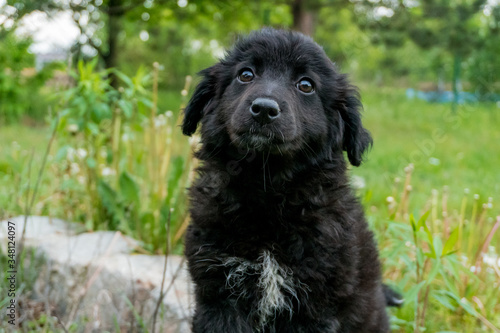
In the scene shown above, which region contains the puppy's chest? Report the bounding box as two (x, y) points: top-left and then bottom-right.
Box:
(217, 251), (306, 327)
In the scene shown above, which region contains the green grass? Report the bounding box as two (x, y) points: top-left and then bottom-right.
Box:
(0, 87), (499, 332)
(354, 86), (500, 210)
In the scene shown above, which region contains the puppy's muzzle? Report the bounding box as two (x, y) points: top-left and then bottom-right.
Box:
(250, 98), (281, 125)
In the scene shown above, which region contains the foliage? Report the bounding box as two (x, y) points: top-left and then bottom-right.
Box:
(53, 60), (195, 252)
(369, 166), (500, 332)
(0, 33), (56, 124)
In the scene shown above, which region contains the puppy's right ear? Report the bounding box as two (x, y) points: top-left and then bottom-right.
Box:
(182, 67), (217, 136)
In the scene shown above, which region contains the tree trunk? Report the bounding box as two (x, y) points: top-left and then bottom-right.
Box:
(291, 0), (317, 36)
(104, 0), (122, 88)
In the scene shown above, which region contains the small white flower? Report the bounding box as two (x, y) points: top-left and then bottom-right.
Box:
(101, 167), (115, 176)
(386, 196), (395, 203)
(181, 89), (188, 96)
(474, 194), (480, 200)
(77, 176), (86, 185)
(154, 114), (167, 128)
(165, 110), (173, 118)
(464, 188), (470, 194)
(483, 254), (499, 267)
(67, 124), (78, 134)
(70, 162), (80, 175)
(77, 148), (88, 159)
(67, 147), (76, 161)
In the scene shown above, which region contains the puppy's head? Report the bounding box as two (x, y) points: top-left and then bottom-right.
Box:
(182, 29), (372, 166)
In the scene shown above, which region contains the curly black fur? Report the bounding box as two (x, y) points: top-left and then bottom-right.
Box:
(182, 29), (395, 333)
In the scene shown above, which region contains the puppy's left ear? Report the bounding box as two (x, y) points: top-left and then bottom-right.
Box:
(182, 66), (219, 136)
(340, 88), (373, 166)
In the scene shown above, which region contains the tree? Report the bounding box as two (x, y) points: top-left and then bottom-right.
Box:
(5, 0), (175, 87)
(357, 0), (491, 110)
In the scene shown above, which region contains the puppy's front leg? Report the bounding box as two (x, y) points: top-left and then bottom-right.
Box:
(192, 301), (253, 333)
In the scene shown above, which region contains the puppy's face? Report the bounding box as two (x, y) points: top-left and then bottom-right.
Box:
(218, 49), (328, 156)
(182, 29), (372, 166)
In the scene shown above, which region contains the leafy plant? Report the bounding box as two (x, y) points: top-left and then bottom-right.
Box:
(376, 165), (500, 333)
(54, 60), (196, 252)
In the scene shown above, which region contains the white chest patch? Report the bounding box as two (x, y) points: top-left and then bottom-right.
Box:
(217, 251), (306, 328)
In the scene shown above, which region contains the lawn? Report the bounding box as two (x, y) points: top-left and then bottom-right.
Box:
(0, 87), (499, 332)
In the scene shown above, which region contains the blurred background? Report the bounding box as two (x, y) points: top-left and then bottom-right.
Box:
(0, 0), (499, 332)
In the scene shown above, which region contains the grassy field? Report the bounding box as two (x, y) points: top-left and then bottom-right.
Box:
(355, 86), (500, 209)
(0, 87), (499, 332)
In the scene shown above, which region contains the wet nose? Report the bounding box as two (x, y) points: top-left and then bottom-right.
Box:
(250, 98), (280, 124)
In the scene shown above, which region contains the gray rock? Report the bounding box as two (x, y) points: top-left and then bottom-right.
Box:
(0, 216), (193, 332)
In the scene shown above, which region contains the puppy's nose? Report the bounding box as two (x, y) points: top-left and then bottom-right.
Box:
(250, 98), (280, 124)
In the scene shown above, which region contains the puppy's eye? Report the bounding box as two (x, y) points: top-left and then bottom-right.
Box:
(238, 69), (254, 83)
(296, 79), (314, 94)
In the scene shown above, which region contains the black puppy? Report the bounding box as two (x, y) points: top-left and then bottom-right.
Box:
(182, 29), (398, 333)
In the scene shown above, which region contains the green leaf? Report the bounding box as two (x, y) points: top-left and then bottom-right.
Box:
(433, 235), (443, 259)
(426, 258), (441, 284)
(442, 228), (459, 256)
(118, 99), (133, 118)
(113, 69), (134, 88)
(86, 122), (99, 135)
(405, 280), (426, 303)
(86, 157), (97, 169)
(433, 291), (457, 311)
(55, 145), (69, 162)
(417, 210), (431, 229)
(410, 214), (417, 233)
(119, 171), (140, 205)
